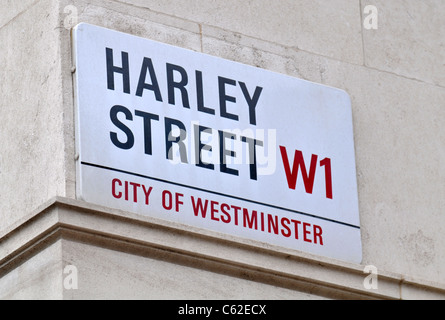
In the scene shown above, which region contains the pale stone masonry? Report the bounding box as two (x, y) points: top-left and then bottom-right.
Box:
(1, 0), (445, 299)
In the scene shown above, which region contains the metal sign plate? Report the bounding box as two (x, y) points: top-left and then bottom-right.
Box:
(73, 23), (362, 263)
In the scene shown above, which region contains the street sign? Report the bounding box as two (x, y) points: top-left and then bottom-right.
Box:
(73, 23), (362, 263)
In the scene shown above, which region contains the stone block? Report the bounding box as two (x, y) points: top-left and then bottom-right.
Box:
(362, 0), (445, 86)
(118, 0), (364, 64)
(0, 0), (66, 229)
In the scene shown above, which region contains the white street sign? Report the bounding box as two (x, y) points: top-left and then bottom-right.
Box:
(73, 23), (362, 263)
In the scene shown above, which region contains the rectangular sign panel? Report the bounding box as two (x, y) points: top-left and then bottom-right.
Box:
(73, 23), (362, 263)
